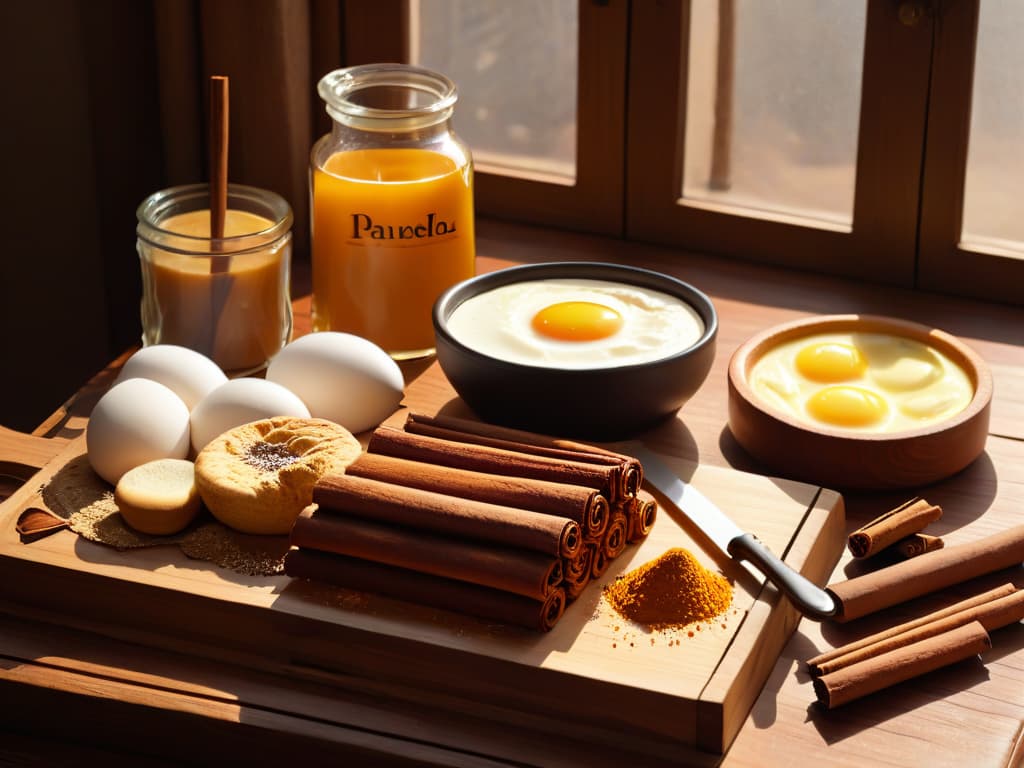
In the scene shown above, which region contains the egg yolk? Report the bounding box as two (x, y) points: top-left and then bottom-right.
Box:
(531, 301), (624, 342)
(806, 385), (889, 427)
(794, 342), (867, 383)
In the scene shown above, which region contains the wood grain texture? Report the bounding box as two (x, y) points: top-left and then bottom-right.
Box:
(0, 431), (842, 761)
(1, 217), (1022, 766)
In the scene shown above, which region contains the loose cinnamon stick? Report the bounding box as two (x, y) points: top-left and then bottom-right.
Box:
(812, 620), (991, 709)
(285, 548), (567, 632)
(626, 490), (658, 543)
(847, 497), (942, 558)
(314, 473), (581, 559)
(895, 533), (944, 559)
(807, 583), (1016, 672)
(827, 525), (1024, 622)
(368, 427), (623, 502)
(291, 504), (562, 600)
(403, 413), (643, 499)
(810, 586), (1024, 677)
(344, 452), (609, 539)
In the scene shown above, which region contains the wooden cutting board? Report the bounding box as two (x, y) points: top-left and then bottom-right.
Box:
(0, 361), (845, 761)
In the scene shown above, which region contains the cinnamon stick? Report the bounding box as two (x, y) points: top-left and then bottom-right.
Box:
(590, 542), (609, 579)
(810, 586), (1024, 677)
(405, 412), (634, 460)
(343, 451), (609, 539)
(290, 504), (562, 600)
(827, 525), (1024, 622)
(626, 490), (658, 543)
(807, 583), (1016, 672)
(564, 547), (593, 600)
(403, 413), (643, 499)
(314, 473), (581, 559)
(895, 533), (944, 559)
(208, 75), (229, 254)
(368, 427), (623, 502)
(602, 510), (629, 561)
(847, 497), (942, 558)
(284, 548), (567, 632)
(812, 620), (991, 709)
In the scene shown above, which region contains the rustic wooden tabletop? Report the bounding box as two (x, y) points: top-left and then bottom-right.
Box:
(1, 217), (1022, 766)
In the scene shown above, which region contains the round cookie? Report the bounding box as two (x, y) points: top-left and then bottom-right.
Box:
(194, 417), (361, 535)
(115, 458), (201, 535)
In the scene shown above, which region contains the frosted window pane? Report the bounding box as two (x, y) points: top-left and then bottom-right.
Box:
(410, 0), (578, 181)
(961, 0), (1024, 258)
(683, 0), (866, 226)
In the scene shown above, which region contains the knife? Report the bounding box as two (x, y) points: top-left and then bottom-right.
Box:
(629, 445), (838, 621)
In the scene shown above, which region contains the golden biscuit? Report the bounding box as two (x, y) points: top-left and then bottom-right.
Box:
(115, 458), (201, 535)
(195, 416), (361, 535)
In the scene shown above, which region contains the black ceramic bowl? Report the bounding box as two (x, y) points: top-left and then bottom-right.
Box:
(432, 262), (718, 439)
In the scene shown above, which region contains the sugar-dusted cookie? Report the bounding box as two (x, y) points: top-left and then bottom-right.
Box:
(195, 417), (361, 535)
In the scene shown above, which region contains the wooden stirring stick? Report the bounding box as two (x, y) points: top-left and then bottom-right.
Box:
(209, 74), (229, 269)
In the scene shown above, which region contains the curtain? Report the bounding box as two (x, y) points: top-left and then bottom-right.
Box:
(153, 0), (344, 260)
(0, 0), (348, 432)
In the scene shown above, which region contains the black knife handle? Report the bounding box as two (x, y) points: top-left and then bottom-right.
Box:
(727, 533), (837, 621)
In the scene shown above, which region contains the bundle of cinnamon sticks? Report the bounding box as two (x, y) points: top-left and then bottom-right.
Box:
(284, 413), (657, 631)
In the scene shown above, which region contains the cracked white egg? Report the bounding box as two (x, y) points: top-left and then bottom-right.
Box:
(444, 278), (705, 369)
(749, 331), (973, 433)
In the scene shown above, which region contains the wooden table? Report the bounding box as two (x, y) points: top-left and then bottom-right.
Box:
(1, 218), (1022, 766)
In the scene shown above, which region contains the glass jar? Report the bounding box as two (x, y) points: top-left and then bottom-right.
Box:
(136, 183), (293, 375)
(311, 63), (476, 359)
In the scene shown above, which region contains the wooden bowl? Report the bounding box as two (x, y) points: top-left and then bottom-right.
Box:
(727, 314), (992, 490)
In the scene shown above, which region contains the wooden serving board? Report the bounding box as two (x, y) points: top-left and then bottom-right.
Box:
(0, 362), (845, 762)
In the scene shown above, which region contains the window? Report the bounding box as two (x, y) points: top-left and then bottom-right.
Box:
(410, 0), (579, 183)
(346, 0), (1022, 305)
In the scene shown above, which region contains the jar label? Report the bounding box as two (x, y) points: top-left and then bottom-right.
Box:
(351, 211), (458, 242)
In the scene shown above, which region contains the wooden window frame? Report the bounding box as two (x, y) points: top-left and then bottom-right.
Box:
(343, 0), (1022, 306)
(343, 0), (629, 236)
(918, 0), (1020, 305)
(624, 0), (932, 288)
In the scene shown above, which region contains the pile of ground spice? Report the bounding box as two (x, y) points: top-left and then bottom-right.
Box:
(604, 547), (732, 629)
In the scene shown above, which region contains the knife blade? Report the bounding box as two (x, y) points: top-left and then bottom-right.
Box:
(629, 445), (837, 621)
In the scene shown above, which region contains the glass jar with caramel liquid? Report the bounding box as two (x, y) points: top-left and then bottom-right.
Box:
(311, 63), (476, 359)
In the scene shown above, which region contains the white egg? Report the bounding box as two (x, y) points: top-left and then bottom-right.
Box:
(189, 378), (311, 453)
(87, 378), (191, 485)
(266, 332), (405, 434)
(116, 345), (227, 410)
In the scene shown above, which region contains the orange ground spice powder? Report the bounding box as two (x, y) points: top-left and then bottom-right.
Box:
(604, 547), (732, 629)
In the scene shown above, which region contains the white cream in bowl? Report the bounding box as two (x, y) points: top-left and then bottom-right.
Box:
(444, 278), (705, 369)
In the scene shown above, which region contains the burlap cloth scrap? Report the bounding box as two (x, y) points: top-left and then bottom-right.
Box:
(40, 454), (287, 576)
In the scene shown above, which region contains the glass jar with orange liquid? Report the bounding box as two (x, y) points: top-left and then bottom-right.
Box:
(311, 64), (475, 359)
